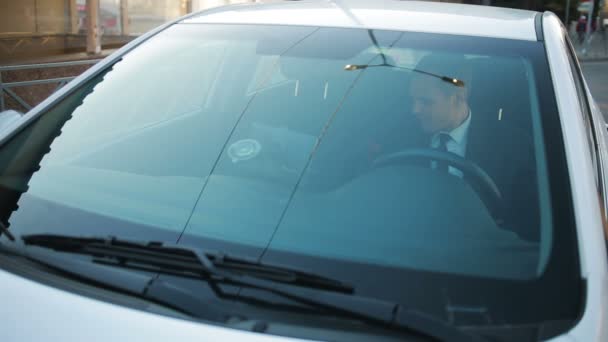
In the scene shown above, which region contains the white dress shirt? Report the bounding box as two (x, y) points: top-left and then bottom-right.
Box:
(429, 111), (472, 175)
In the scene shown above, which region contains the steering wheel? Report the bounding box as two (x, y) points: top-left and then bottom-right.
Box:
(373, 148), (503, 222)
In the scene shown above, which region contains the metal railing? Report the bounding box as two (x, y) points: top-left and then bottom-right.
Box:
(0, 59), (101, 112)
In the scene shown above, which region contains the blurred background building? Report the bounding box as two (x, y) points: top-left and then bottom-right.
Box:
(0, 0), (605, 64)
(0, 1), (283, 64)
(1, 0), (194, 64)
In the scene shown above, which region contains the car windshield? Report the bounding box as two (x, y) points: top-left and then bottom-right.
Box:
(0, 24), (579, 338)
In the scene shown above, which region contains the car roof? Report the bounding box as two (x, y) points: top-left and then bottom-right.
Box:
(182, 0), (539, 41)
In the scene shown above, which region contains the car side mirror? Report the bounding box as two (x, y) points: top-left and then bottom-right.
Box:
(0, 110), (23, 134)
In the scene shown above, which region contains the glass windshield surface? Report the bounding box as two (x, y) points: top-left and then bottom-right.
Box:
(0, 24), (580, 337)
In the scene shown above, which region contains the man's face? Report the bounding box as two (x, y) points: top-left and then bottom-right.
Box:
(409, 76), (459, 134)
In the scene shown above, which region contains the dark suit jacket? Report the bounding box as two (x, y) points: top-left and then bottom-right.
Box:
(359, 111), (539, 241)
(465, 112), (539, 240)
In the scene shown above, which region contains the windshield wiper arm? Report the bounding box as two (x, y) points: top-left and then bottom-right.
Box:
(22, 233), (485, 342)
(21, 234), (352, 293)
(209, 252), (354, 293)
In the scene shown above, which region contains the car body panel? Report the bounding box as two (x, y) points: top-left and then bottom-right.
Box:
(183, 0), (538, 41)
(542, 11), (608, 342)
(0, 267), (309, 341)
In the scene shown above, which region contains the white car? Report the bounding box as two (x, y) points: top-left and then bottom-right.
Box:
(0, 1), (606, 341)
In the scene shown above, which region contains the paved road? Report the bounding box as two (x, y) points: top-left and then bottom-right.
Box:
(582, 60), (608, 118)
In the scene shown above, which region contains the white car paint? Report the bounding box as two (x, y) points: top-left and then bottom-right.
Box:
(0, 110), (23, 135)
(542, 12), (608, 342)
(0, 268), (308, 341)
(184, 0), (538, 41)
(0, 1), (605, 341)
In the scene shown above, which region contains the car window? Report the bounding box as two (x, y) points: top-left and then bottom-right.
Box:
(0, 24), (580, 337)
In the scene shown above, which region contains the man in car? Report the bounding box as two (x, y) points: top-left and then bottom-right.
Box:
(403, 53), (538, 240)
(407, 54), (472, 173)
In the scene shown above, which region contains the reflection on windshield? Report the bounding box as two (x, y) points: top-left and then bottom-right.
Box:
(9, 24), (542, 277)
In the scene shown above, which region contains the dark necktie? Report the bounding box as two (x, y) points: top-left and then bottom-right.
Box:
(435, 133), (451, 172)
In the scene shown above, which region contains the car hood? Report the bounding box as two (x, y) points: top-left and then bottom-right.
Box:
(0, 268), (309, 341)
(1, 265), (586, 342)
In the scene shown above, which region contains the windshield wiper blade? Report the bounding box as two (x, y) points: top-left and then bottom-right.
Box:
(22, 233), (485, 341)
(21, 234), (352, 293)
(209, 253), (353, 293)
